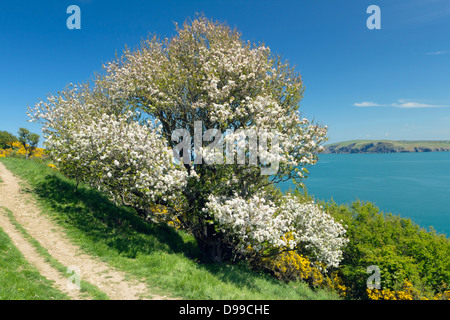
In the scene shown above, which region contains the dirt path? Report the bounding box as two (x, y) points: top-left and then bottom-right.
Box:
(0, 210), (87, 300)
(0, 161), (171, 300)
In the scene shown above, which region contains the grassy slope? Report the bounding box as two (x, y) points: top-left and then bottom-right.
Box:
(325, 140), (450, 150)
(0, 157), (339, 300)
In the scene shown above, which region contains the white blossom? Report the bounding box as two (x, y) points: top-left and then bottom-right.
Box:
(28, 85), (188, 210)
(205, 193), (348, 268)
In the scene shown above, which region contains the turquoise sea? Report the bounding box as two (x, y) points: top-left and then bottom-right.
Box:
(277, 152), (450, 237)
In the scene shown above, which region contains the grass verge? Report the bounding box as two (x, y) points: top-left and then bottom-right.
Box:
(0, 219), (69, 300)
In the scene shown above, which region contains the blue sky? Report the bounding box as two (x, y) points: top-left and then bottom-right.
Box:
(1, 0), (449, 144)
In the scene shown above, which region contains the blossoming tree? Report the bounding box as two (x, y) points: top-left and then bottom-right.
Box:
(30, 16), (347, 266)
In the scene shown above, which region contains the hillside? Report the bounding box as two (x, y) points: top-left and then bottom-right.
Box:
(0, 157), (339, 300)
(322, 140), (450, 154)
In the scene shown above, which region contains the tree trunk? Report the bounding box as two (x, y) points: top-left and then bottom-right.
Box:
(74, 181), (79, 192)
(182, 168), (234, 263)
(195, 223), (232, 263)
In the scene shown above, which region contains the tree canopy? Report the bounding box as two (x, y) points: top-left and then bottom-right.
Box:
(0, 131), (17, 149)
(29, 16), (347, 265)
(17, 128), (40, 159)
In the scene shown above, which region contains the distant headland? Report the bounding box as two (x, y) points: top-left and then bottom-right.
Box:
(322, 140), (450, 154)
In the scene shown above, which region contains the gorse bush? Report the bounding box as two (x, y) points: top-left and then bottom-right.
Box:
(367, 279), (450, 300)
(244, 226), (348, 297)
(0, 141), (46, 160)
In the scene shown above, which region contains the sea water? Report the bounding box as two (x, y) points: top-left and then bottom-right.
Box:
(277, 152), (450, 236)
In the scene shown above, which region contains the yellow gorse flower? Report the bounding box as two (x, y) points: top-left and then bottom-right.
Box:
(367, 279), (449, 300)
(0, 143), (46, 159)
(47, 163), (58, 170)
(253, 232), (348, 297)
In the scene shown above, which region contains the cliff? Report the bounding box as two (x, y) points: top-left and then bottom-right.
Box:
(322, 140), (450, 154)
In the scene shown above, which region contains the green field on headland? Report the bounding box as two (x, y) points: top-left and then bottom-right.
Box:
(323, 140), (450, 154)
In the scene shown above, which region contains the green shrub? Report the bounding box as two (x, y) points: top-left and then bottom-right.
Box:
(324, 200), (450, 299)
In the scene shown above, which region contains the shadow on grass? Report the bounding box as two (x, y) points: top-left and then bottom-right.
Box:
(33, 174), (200, 260)
(33, 174), (285, 296)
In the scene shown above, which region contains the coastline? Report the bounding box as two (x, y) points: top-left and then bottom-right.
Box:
(322, 140), (450, 154)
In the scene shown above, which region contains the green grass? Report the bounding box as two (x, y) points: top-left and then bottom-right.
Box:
(0, 157), (340, 300)
(0, 206), (108, 300)
(0, 222), (69, 300)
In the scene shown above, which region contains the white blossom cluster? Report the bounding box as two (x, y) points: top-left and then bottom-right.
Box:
(100, 16), (328, 182)
(280, 196), (349, 268)
(205, 193), (348, 268)
(28, 84), (187, 211)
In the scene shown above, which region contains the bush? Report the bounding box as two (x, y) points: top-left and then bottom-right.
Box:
(0, 141), (47, 160)
(325, 200), (450, 300)
(249, 242), (348, 297)
(205, 192), (348, 268)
